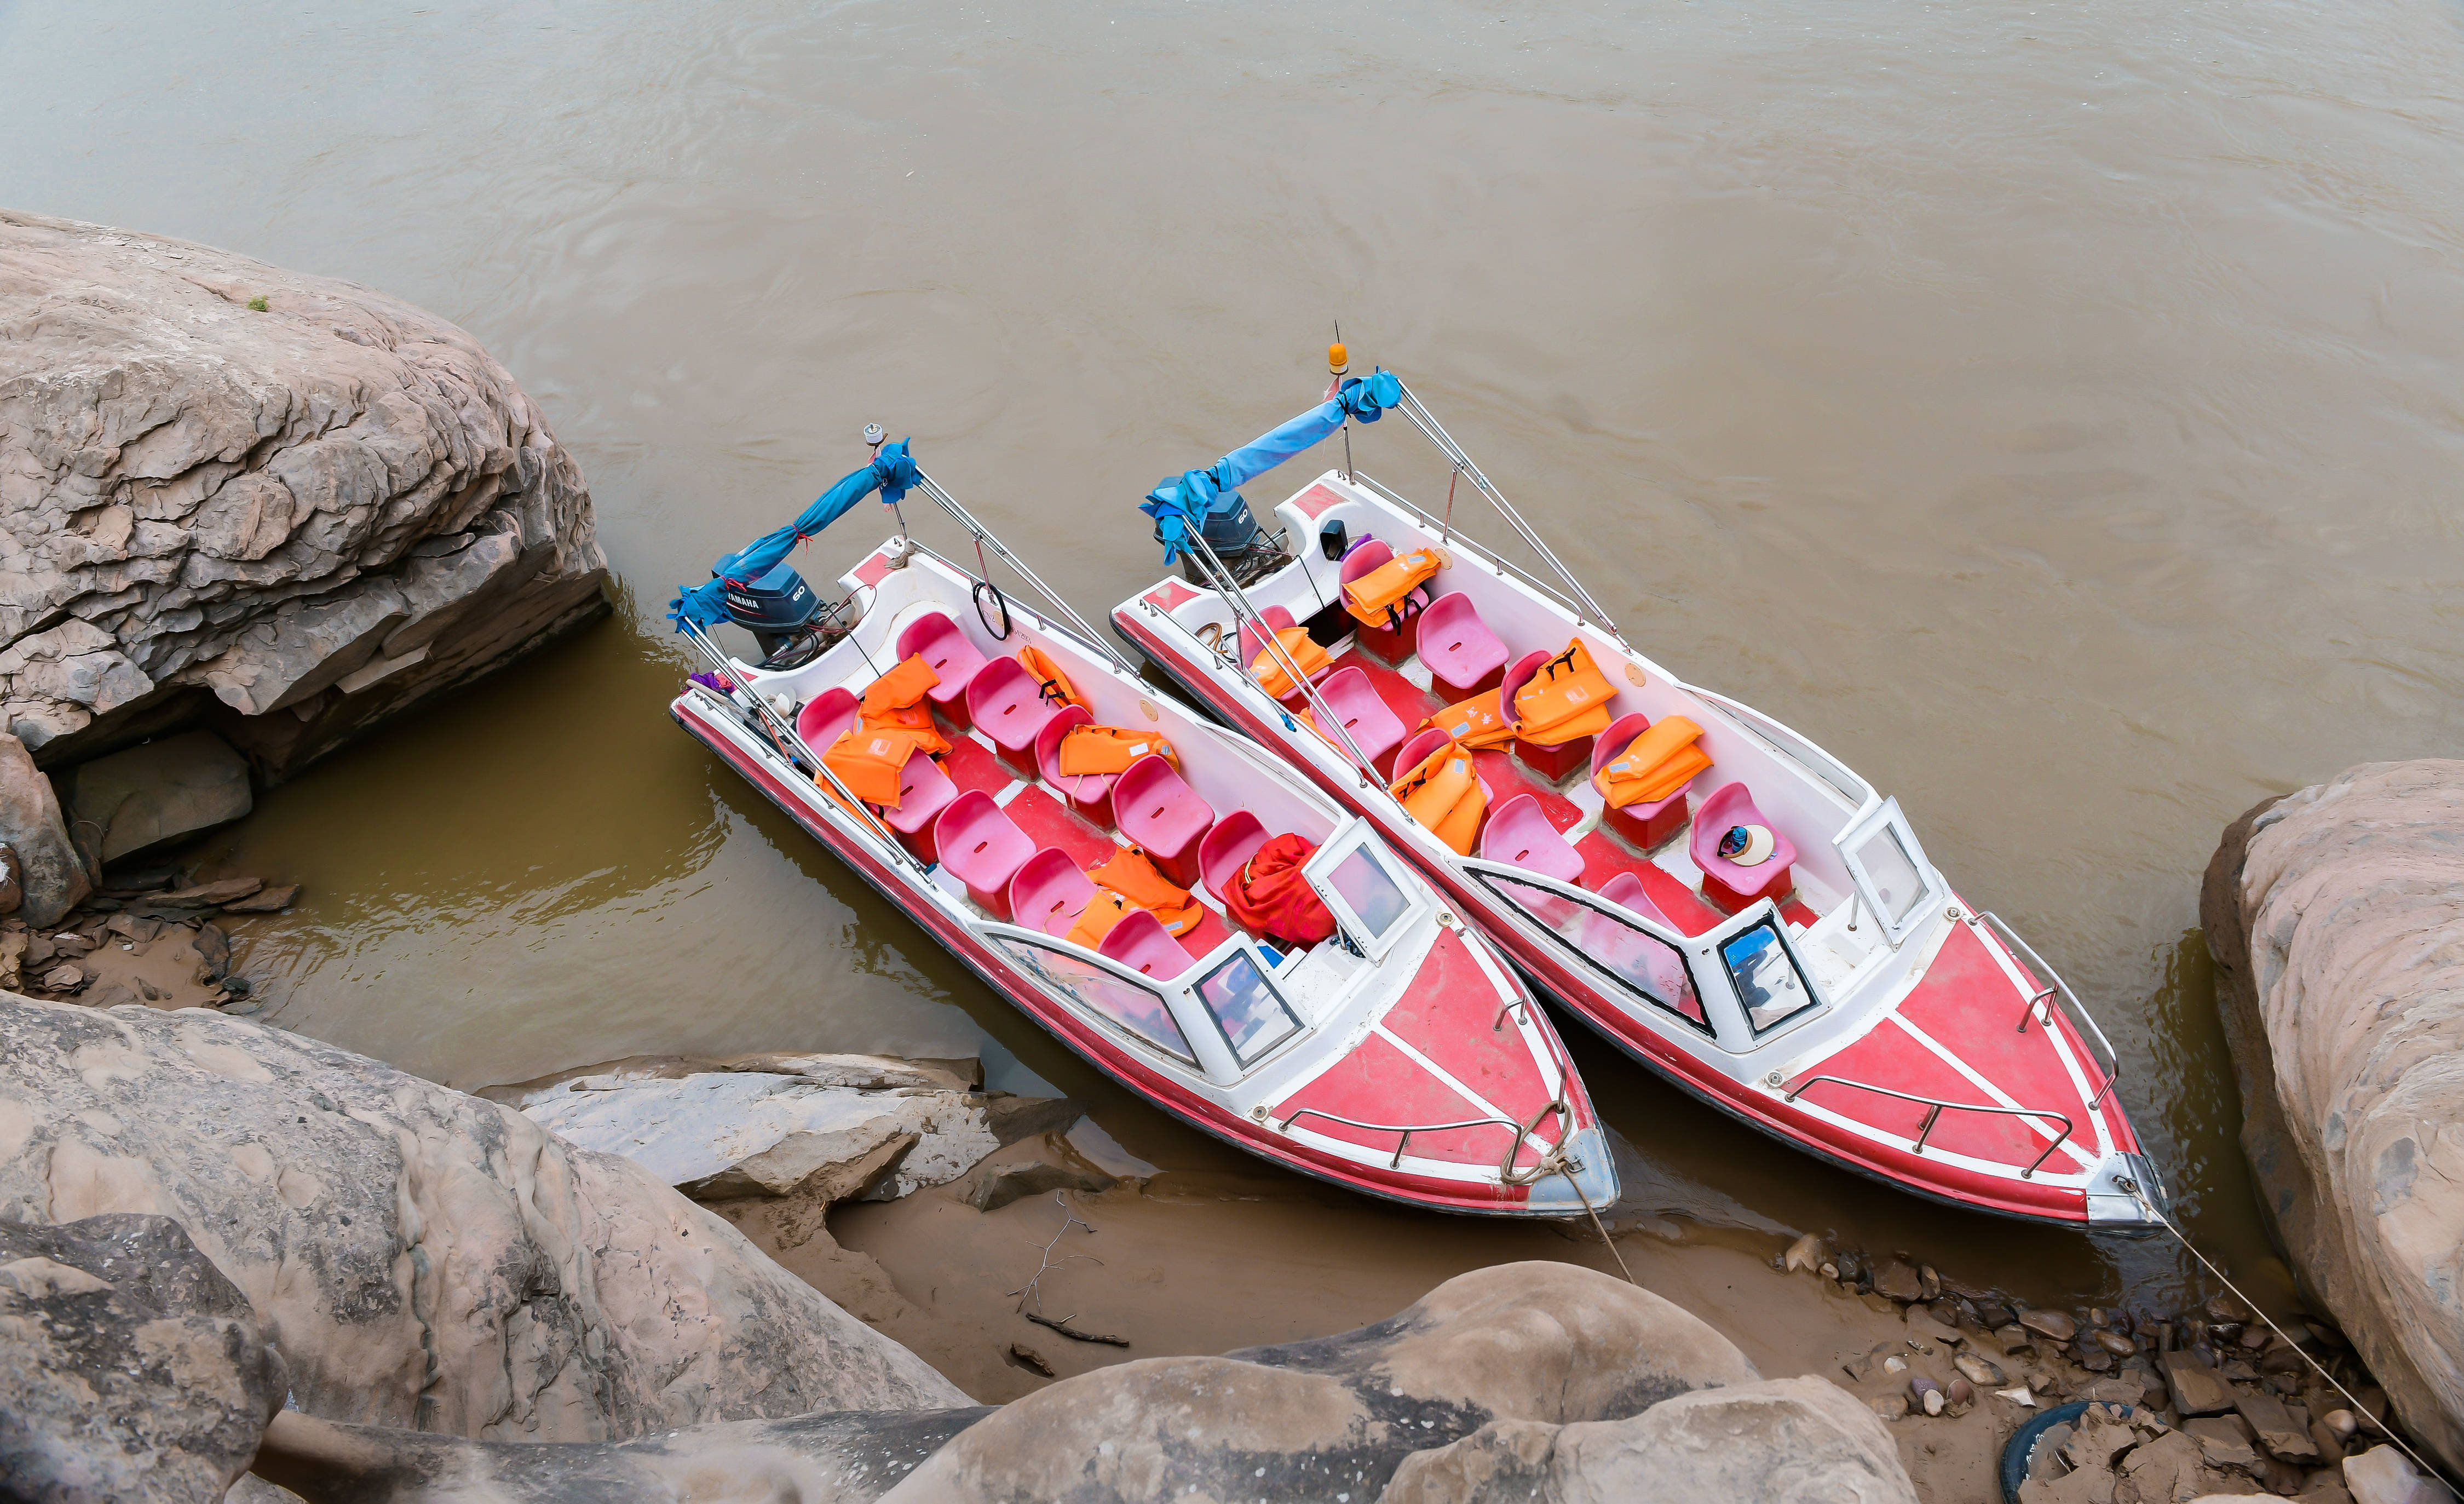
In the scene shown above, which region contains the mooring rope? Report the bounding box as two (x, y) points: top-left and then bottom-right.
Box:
(2114, 1175), (2459, 1496)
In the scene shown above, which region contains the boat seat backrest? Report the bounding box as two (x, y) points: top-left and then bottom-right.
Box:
(1590, 712), (1654, 784)
(1594, 870), (1675, 931)
(796, 687), (861, 749)
(1417, 592), (1509, 683)
(1008, 846), (1096, 938)
(932, 789), (1034, 893)
(1393, 727), (1452, 780)
(1585, 872), (1700, 1019)
(1499, 650), (1552, 717)
(1235, 604), (1299, 669)
(965, 655), (1063, 751)
(1033, 704), (1106, 793)
(1114, 753), (1216, 852)
(1688, 782), (1800, 880)
(876, 748), (958, 835)
(1097, 906), (1193, 980)
(1312, 666), (1407, 767)
(1478, 794), (1586, 886)
(1197, 809), (1271, 900)
(896, 613), (988, 704)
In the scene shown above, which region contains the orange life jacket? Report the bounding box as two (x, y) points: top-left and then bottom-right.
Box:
(1250, 626), (1329, 699)
(1064, 890), (1137, 949)
(862, 653), (940, 715)
(1390, 735), (1487, 855)
(1423, 688), (1515, 750)
(1088, 846), (1202, 936)
(856, 654), (950, 755)
(1221, 833), (1336, 946)
(1512, 639), (1619, 747)
(1342, 546), (1447, 628)
(1596, 715), (1711, 808)
(824, 726), (927, 807)
(1056, 725), (1179, 777)
(1018, 645), (1079, 709)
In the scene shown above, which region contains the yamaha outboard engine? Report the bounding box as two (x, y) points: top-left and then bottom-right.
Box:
(1156, 481), (1286, 587)
(723, 560), (828, 668)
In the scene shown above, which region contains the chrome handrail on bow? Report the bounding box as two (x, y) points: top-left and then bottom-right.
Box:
(1781, 1074), (2080, 1179)
(1275, 1104), (1552, 1173)
(1972, 910), (2121, 1111)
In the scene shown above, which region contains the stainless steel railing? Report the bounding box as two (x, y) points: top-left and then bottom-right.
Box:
(1781, 1074), (2079, 1179)
(1275, 1105), (1547, 1173)
(1972, 910), (2121, 1111)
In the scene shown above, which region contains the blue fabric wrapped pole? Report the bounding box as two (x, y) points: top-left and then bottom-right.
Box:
(1138, 371), (1402, 561)
(669, 440), (919, 630)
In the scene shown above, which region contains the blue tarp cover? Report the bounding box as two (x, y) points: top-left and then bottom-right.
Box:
(1140, 371), (1401, 561)
(670, 440), (918, 629)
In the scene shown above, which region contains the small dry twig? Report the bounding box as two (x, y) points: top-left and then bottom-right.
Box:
(1008, 1192), (1125, 1346)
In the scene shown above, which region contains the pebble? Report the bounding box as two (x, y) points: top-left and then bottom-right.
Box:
(1782, 1233), (1829, 1274)
(1955, 1352), (2007, 1387)
(1910, 1375), (1944, 1416)
(2095, 1330), (2139, 1356)
(2205, 1294), (2252, 1324)
(1884, 1354), (1908, 1374)
(41, 963), (82, 990)
(2019, 1309), (2078, 1342)
(2325, 1410), (2358, 1439)
(1947, 1376), (1974, 1410)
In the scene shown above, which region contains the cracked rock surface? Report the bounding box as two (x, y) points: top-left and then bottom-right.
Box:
(0, 992), (968, 1445)
(0, 209), (607, 777)
(2206, 759), (2464, 1476)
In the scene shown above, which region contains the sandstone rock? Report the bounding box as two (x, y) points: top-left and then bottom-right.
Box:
(721, 1052), (974, 1092)
(884, 1261), (1761, 1502)
(0, 734), (88, 926)
(216, 882), (297, 913)
(2187, 1415), (2265, 1476)
(1781, 1231), (1829, 1274)
(523, 1067), (1004, 1202)
(63, 731), (251, 862)
(0, 1212), (284, 1503)
(2205, 761), (2464, 1473)
(2237, 1390), (2322, 1463)
(2165, 1350), (2243, 1416)
(151, 873), (266, 908)
(0, 211), (608, 779)
(252, 1405), (992, 1504)
(1873, 1258), (1925, 1303)
(983, 1091), (1086, 1145)
(962, 1133), (1119, 1213)
(2023, 1308), (2081, 1343)
(2342, 1445), (2446, 1504)
(0, 994), (965, 1440)
(1374, 1377), (1916, 1504)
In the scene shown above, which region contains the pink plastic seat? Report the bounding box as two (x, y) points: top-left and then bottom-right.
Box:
(795, 687), (861, 750)
(1197, 809), (1271, 900)
(1418, 592), (1510, 701)
(896, 613), (988, 729)
(1586, 873), (1703, 1024)
(1478, 794), (1586, 886)
(1311, 666), (1408, 779)
(1500, 649), (1596, 782)
(1114, 753), (1216, 889)
(873, 749), (958, 862)
(1339, 537), (1431, 662)
(1392, 727), (1452, 779)
(1590, 711), (1695, 851)
(1689, 782), (1798, 911)
(1098, 907), (1193, 980)
(1007, 847), (1095, 938)
(1033, 704), (1115, 825)
(931, 790), (1035, 919)
(965, 656), (1064, 776)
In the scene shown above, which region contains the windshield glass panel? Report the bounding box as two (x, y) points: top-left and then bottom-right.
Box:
(1480, 872), (1708, 1032)
(999, 939), (1196, 1065)
(1194, 951), (1304, 1063)
(1720, 922), (1820, 1034)
(1323, 845), (1412, 939)
(1853, 821), (1927, 926)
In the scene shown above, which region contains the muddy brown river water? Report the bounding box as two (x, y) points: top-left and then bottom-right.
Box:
(9, 0), (2463, 1318)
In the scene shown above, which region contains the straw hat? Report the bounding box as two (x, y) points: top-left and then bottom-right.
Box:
(1718, 823), (1777, 867)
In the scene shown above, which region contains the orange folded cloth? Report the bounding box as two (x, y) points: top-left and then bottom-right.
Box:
(1596, 715), (1709, 808)
(824, 726), (930, 807)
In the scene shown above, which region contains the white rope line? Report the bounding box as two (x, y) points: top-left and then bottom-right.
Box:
(2116, 1175), (2459, 1496)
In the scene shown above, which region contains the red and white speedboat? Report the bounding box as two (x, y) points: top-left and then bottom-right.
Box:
(665, 439), (1616, 1216)
(1110, 365), (2164, 1230)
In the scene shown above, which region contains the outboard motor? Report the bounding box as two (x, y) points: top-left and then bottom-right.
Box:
(1157, 481), (1287, 587)
(722, 559), (828, 668)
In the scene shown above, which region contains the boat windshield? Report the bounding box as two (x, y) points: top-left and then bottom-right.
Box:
(1719, 922), (1820, 1035)
(998, 939), (1198, 1066)
(1193, 951), (1303, 1064)
(1475, 871), (1709, 1034)
(1317, 844), (1411, 944)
